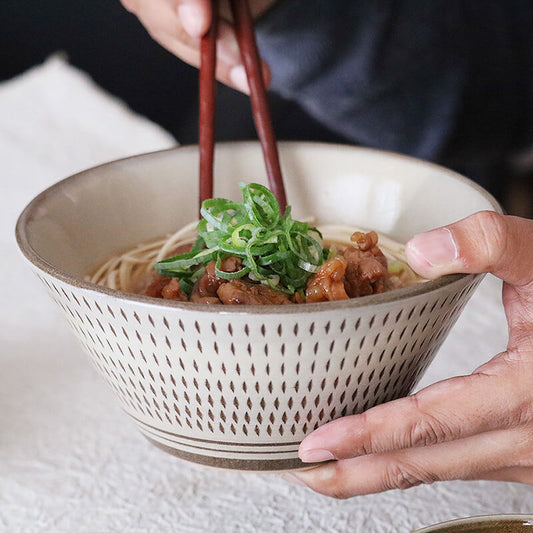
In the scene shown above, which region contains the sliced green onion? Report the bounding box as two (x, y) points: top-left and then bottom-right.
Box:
(154, 182), (325, 296)
(155, 246), (219, 272)
(231, 224), (255, 248)
(388, 261), (405, 274)
(298, 260), (320, 273)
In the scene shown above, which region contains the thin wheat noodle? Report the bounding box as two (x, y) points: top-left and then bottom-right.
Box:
(88, 221), (198, 292)
(88, 220), (421, 294)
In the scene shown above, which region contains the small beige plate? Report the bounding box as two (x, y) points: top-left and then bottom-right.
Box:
(414, 515), (533, 532)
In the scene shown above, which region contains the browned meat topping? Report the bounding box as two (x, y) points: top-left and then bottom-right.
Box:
(190, 257), (243, 301)
(305, 256), (350, 303)
(217, 279), (293, 305)
(350, 230), (379, 251)
(144, 274), (188, 301)
(143, 231), (391, 304)
(344, 231), (388, 297)
(189, 294), (222, 304)
(306, 231), (389, 302)
(161, 278), (188, 301)
(144, 274), (170, 298)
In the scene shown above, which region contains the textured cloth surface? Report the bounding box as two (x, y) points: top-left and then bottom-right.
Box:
(1, 58), (532, 533)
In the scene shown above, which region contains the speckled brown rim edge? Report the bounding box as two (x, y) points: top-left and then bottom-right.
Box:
(413, 515), (533, 533)
(15, 141), (503, 316)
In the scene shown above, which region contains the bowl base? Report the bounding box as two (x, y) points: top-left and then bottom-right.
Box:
(145, 436), (316, 472)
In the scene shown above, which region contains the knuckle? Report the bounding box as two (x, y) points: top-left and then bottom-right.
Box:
(407, 395), (450, 448)
(517, 400), (533, 428)
(323, 486), (352, 500)
(468, 211), (507, 270)
(384, 462), (436, 491)
(357, 411), (375, 455)
(316, 464), (353, 500)
(479, 357), (533, 429)
(409, 417), (445, 447)
(501, 427), (533, 470)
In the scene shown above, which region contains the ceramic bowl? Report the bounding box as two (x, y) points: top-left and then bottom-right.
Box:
(414, 515), (533, 532)
(16, 141), (500, 471)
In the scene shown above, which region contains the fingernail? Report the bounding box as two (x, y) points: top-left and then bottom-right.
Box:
(229, 65), (250, 94)
(178, 3), (206, 37)
(300, 449), (335, 463)
(280, 473), (308, 487)
(406, 228), (459, 271)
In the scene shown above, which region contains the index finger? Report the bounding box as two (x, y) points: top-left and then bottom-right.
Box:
(298, 357), (530, 462)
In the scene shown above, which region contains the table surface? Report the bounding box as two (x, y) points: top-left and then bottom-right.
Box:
(2, 57), (532, 533)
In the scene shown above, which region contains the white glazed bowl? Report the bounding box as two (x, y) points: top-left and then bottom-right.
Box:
(16, 142), (501, 471)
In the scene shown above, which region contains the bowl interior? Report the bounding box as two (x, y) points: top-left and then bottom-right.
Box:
(18, 142), (500, 280)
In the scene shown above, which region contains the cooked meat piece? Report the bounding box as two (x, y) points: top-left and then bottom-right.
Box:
(189, 294), (222, 304)
(190, 256), (243, 301)
(144, 274), (188, 301)
(144, 274), (170, 298)
(344, 231), (388, 297)
(305, 256), (349, 303)
(217, 279), (292, 305)
(350, 230), (379, 251)
(161, 278), (188, 301)
(219, 256), (242, 273)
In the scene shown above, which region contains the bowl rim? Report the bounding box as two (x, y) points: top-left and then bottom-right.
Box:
(15, 141), (502, 315)
(414, 514), (533, 532)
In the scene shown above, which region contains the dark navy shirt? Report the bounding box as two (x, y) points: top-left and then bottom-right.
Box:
(256, 1), (533, 178)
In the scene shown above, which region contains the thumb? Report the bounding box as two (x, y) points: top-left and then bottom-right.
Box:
(176, 0), (212, 37)
(405, 211), (533, 286)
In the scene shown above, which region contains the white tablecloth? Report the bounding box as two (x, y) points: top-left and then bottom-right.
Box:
(2, 57), (532, 533)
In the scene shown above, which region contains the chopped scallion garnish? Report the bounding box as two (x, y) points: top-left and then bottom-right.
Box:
(154, 182), (324, 296)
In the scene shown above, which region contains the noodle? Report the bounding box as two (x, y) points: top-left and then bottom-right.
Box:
(88, 220), (421, 296)
(88, 221), (197, 293)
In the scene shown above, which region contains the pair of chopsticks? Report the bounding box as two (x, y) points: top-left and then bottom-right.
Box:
(198, 0), (287, 214)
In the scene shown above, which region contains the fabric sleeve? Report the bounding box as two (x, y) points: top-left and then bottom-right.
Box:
(255, 0), (531, 164)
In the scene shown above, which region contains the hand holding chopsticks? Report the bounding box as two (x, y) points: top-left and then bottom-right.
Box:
(198, 0), (287, 214)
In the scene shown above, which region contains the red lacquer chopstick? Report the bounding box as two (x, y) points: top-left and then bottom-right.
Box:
(199, 0), (287, 213)
(229, 0), (287, 212)
(198, 0), (218, 215)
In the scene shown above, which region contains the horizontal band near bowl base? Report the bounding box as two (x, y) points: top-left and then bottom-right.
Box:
(145, 436), (311, 471)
